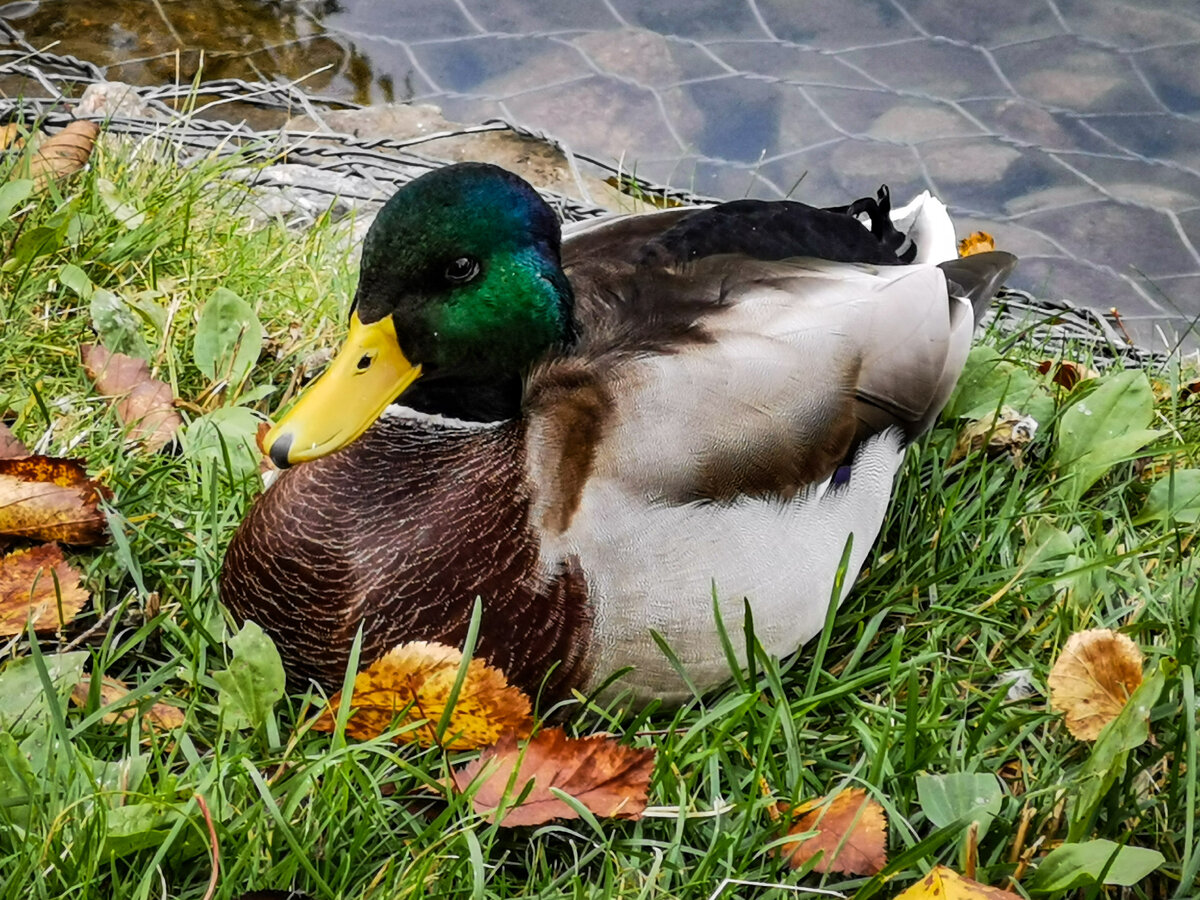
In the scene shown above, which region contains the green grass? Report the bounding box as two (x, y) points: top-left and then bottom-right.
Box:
(1, 136), (1198, 900)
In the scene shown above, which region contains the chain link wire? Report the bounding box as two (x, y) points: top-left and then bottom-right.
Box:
(0, 39), (1172, 367)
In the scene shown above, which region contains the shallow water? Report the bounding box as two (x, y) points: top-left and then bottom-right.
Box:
(6, 0), (1200, 347)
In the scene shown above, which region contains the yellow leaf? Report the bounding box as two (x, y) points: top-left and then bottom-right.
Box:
(0, 543), (89, 636)
(894, 865), (1020, 899)
(310, 641), (533, 749)
(779, 787), (888, 875)
(958, 231), (996, 257)
(1048, 629), (1143, 740)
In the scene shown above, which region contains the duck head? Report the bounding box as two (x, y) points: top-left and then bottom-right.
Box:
(263, 163), (574, 467)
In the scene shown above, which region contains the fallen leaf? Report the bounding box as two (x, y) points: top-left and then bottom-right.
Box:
(0, 456), (110, 545)
(1048, 629), (1143, 740)
(28, 120), (99, 191)
(0, 543), (89, 636)
(0, 123), (26, 151)
(452, 728), (655, 826)
(311, 641), (533, 750)
(950, 406), (1038, 465)
(0, 423), (28, 459)
(1037, 360), (1100, 391)
(958, 232), (995, 257)
(82, 344), (183, 452)
(69, 674), (186, 732)
(893, 865), (1020, 899)
(779, 786), (887, 875)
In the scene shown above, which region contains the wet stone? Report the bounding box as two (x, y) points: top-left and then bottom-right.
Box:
(572, 29), (727, 86)
(408, 35), (588, 95)
(324, 0), (478, 42)
(840, 39), (1011, 101)
(465, 0), (620, 33)
(868, 103), (983, 142)
(705, 41), (876, 89)
(921, 138), (1021, 187)
(606, 0), (768, 40)
(897, 0), (1064, 46)
(1081, 114), (1200, 169)
(1020, 202), (1200, 279)
(801, 85), (907, 135)
(994, 37), (1163, 113)
(756, 0), (920, 49)
(1055, 0), (1200, 50)
(1061, 154), (1200, 212)
(960, 99), (1116, 155)
(1133, 44), (1200, 115)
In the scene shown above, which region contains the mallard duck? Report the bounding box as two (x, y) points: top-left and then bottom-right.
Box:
(220, 162), (1016, 705)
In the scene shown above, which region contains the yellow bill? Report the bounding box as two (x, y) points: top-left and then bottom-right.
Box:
(263, 313), (421, 467)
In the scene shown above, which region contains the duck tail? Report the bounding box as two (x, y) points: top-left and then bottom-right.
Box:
(938, 251), (1019, 325)
(889, 190), (957, 264)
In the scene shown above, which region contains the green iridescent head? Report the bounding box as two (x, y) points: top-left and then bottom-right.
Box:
(263, 163), (575, 466)
(355, 162), (574, 385)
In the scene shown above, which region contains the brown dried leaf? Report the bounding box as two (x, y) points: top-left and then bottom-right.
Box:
(310, 641), (533, 750)
(1037, 359), (1100, 391)
(894, 865), (1020, 900)
(958, 231), (995, 257)
(28, 120), (99, 190)
(0, 423), (28, 460)
(950, 406), (1038, 465)
(1048, 629), (1144, 740)
(0, 543), (89, 636)
(452, 728), (656, 826)
(779, 787), (887, 875)
(70, 674), (186, 732)
(0, 456), (110, 545)
(82, 344), (183, 452)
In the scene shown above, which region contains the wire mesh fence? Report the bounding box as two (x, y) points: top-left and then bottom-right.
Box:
(0, 41), (1177, 369)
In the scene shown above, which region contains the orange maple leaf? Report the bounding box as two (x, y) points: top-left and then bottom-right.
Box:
(452, 728), (656, 827)
(0, 456), (110, 545)
(0, 543), (89, 636)
(779, 786), (888, 875)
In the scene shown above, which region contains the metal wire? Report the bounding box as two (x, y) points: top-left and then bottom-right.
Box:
(0, 44), (1168, 367)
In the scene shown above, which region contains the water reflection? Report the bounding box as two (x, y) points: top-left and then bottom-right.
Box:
(5, 0), (1200, 343)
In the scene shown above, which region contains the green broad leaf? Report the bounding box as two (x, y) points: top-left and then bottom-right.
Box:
(0, 178), (35, 222)
(213, 621), (285, 731)
(125, 289), (168, 336)
(6, 223), (68, 269)
(101, 802), (187, 858)
(58, 262), (93, 299)
(193, 287), (264, 389)
(182, 405), (263, 480)
(1136, 469), (1200, 525)
(96, 177), (146, 230)
(1068, 661), (1167, 841)
(91, 288), (151, 359)
(0, 652), (88, 737)
(943, 346), (1056, 426)
(915, 772), (1004, 869)
(0, 731), (38, 826)
(915, 773), (1004, 840)
(86, 751), (149, 797)
(1029, 840), (1164, 892)
(1053, 370), (1160, 500)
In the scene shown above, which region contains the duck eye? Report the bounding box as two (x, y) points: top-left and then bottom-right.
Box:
(444, 256), (480, 285)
